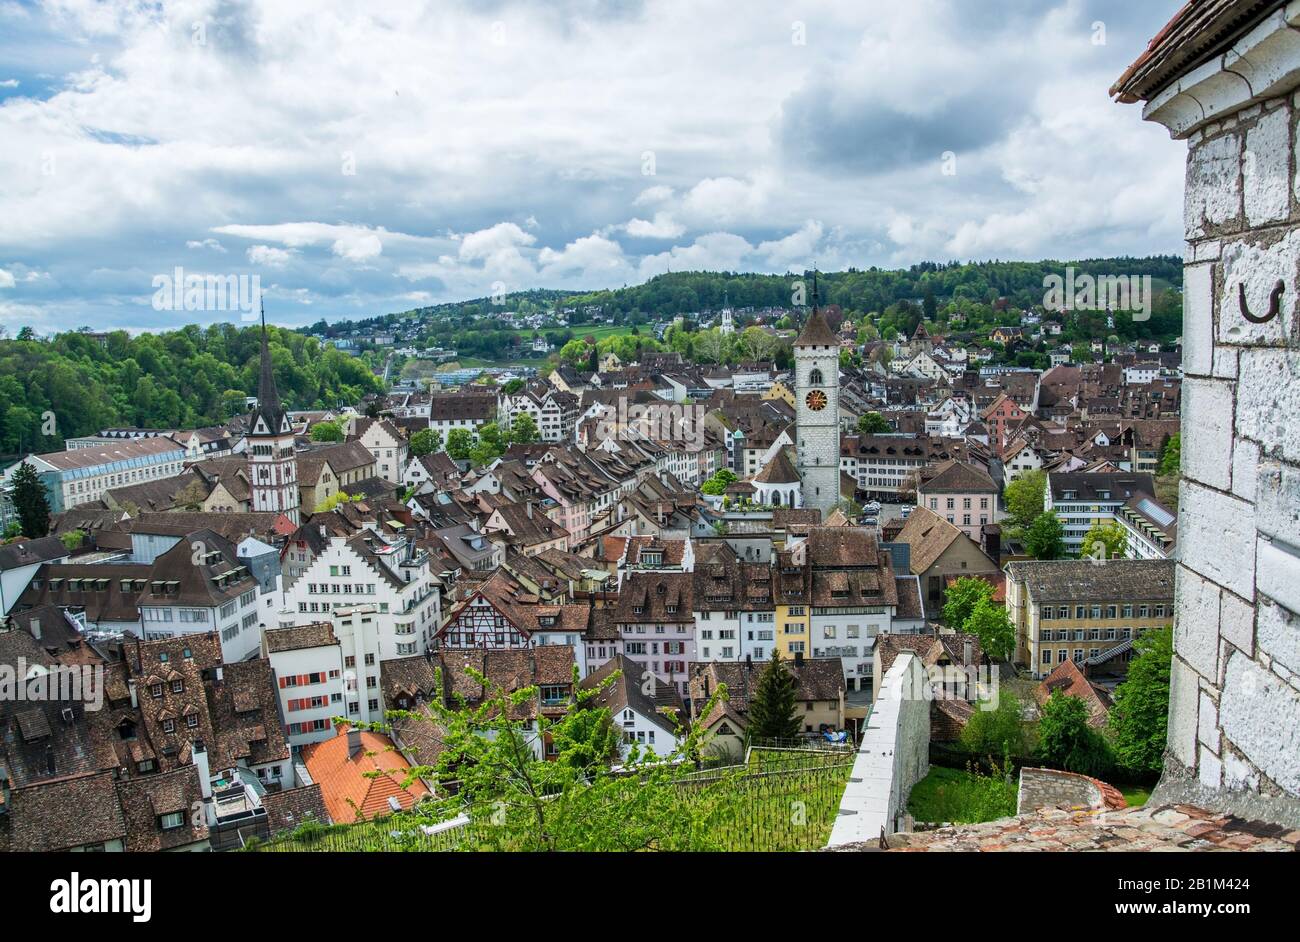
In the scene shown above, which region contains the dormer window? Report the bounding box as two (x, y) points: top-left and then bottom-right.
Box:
(150, 684), (164, 698)
(162, 719), (176, 733)
(171, 680), (184, 693)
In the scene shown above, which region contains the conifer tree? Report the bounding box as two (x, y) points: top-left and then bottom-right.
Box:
(747, 650), (801, 742)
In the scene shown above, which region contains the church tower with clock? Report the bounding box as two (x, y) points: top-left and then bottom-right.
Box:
(794, 295), (841, 519)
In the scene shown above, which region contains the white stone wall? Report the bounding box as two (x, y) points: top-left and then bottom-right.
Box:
(825, 652), (930, 847)
(1156, 45), (1300, 815)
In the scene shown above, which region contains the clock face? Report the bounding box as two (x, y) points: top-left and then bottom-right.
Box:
(805, 390), (828, 412)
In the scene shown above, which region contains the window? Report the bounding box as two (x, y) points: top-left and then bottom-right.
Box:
(150, 683), (163, 698)
(160, 812), (184, 830)
(171, 680), (184, 693)
(162, 719), (176, 733)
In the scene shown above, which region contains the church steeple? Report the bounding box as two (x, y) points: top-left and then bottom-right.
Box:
(254, 302), (288, 435)
(248, 302), (299, 524)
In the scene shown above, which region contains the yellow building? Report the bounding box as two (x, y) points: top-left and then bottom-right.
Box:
(1005, 559), (1175, 679)
(763, 377), (796, 407)
(773, 548), (810, 658)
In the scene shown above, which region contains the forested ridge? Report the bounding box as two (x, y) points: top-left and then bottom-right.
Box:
(0, 323), (384, 454)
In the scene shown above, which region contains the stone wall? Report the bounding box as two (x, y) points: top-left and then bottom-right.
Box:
(825, 652), (930, 847)
(1145, 5), (1300, 826)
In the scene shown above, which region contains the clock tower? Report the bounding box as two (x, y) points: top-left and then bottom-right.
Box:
(794, 298), (841, 519)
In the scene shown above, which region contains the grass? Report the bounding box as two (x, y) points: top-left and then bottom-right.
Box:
(518, 324), (639, 342)
(1117, 784), (1152, 808)
(907, 765), (1018, 826)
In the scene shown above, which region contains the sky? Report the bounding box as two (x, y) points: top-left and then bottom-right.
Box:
(0, 0), (1188, 333)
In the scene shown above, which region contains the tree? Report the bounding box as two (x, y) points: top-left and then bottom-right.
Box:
(700, 468), (738, 496)
(10, 462), (50, 538)
(559, 339), (589, 366)
(1037, 690), (1111, 776)
(309, 421), (344, 443)
(1158, 432), (1181, 476)
(446, 428), (473, 461)
(59, 530), (85, 552)
(409, 428), (442, 457)
(1081, 520), (1128, 561)
(960, 687), (1028, 759)
(1108, 626), (1173, 777)
(317, 491), (360, 512)
(747, 650), (801, 742)
(355, 661), (731, 851)
(856, 411), (891, 435)
(1003, 469), (1046, 532)
(502, 378), (525, 395)
(1024, 511), (1066, 560)
(941, 576), (994, 630)
(965, 596), (1015, 661)
(509, 413), (540, 445)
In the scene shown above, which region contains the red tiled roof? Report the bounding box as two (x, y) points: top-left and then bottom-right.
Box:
(301, 728), (430, 824)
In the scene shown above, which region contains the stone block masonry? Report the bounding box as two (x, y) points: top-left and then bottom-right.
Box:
(1143, 8), (1300, 827)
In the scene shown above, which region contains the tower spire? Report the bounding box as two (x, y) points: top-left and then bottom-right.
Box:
(255, 299), (285, 432)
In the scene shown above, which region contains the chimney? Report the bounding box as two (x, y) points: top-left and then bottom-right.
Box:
(29, 618), (40, 640)
(745, 653), (752, 671)
(963, 639), (973, 665)
(347, 727), (363, 758)
(526, 500), (534, 520)
(192, 739), (213, 801)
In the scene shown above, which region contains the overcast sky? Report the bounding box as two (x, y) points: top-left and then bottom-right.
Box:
(0, 0), (1186, 333)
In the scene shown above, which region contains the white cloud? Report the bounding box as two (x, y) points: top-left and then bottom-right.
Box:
(186, 238), (225, 252)
(623, 212), (685, 239)
(247, 245), (296, 269)
(0, 268), (14, 288)
(633, 185), (673, 206)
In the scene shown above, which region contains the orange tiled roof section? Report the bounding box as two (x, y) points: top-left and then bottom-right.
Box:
(300, 728), (430, 824)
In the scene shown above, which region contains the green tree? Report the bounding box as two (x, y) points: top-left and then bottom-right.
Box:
(502, 378), (526, 395)
(700, 468), (738, 496)
(10, 462), (51, 538)
(746, 650), (801, 742)
(960, 688), (1029, 760)
(409, 428), (442, 457)
(1108, 626), (1173, 777)
(1037, 690), (1111, 776)
(941, 576), (994, 630)
(1157, 433), (1181, 476)
(59, 529), (86, 552)
(559, 339), (589, 367)
(309, 420), (344, 443)
(1024, 511), (1066, 560)
(317, 491), (360, 512)
(856, 411), (891, 435)
(1003, 469), (1047, 532)
(1080, 520), (1128, 561)
(509, 413), (540, 445)
(359, 661), (729, 851)
(965, 596), (1015, 661)
(446, 428), (473, 461)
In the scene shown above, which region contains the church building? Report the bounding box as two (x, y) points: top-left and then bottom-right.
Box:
(248, 310), (301, 524)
